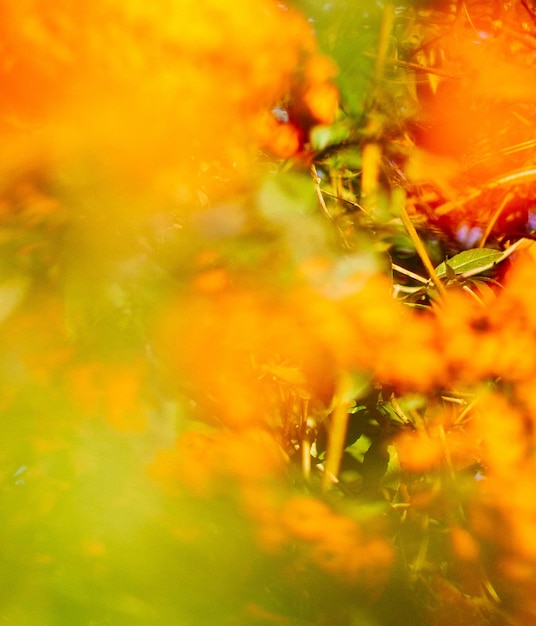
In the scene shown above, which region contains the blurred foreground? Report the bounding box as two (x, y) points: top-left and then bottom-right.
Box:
(3, 2), (536, 625)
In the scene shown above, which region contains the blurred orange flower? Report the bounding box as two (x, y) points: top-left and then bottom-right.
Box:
(0, 0), (335, 197)
(149, 427), (284, 496)
(278, 496), (392, 584)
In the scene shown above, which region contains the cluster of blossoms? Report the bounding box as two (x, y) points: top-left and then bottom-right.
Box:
(159, 243), (536, 405)
(267, 496), (392, 586)
(0, 0), (337, 199)
(152, 231), (536, 613)
(4, 1), (536, 624)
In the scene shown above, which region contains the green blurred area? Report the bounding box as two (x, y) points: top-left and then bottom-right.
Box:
(0, 402), (390, 625)
(0, 379), (279, 625)
(0, 162), (384, 625)
(289, 0), (382, 116)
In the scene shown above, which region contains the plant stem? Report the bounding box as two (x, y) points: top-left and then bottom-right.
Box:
(396, 191), (446, 296)
(321, 373), (353, 493)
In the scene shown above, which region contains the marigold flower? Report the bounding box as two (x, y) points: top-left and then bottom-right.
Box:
(303, 82), (339, 127)
(471, 466), (536, 576)
(149, 432), (214, 495)
(279, 495), (392, 584)
(396, 430), (443, 472)
(280, 496), (334, 542)
(436, 290), (502, 383)
(0, 292), (72, 386)
(149, 428), (284, 496)
(514, 375), (536, 431)
(0, 0), (325, 195)
(474, 394), (528, 474)
(373, 312), (446, 392)
(155, 285), (344, 427)
(255, 111), (301, 159)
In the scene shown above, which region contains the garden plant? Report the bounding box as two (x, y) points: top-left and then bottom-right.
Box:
(2, 1), (536, 624)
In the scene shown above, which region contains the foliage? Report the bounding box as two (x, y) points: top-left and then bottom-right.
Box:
(2, 1), (536, 624)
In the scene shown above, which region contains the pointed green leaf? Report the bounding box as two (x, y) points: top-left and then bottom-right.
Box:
(435, 248), (503, 278)
(444, 262), (457, 282)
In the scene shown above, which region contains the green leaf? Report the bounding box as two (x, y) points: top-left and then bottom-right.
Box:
(381, 445), (401, 493)
(310, 121), (350, 152)
(434, 248), (503, 279)
(290, 0), (382, 116)
(346, 435), (373, 464)
(444, 261), (457, 282)
(345, 406), (381, 447)
(345, 415), (365, 447)
(321, 144), (362, 170)
(361, 440), (389, 489)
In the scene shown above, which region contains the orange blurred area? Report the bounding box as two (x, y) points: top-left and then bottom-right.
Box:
(149, 427), (285, 496)
(0, 0), (338, 200)
(5, 2), (536, 623)
(154, 264), (444, 431)
(154, 285), (339, 428)
(414, 9), (536, 191)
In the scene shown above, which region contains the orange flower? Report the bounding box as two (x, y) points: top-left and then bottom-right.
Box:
(470, 393), (528, 475)
(0, 292), (72, 386)
(395, 399), (481, 474)
(396, 430), (443, 472)
(254, 111), (301, 159)
(154, 284), (343, 427)
(0, 0), (323, 196)
(149, 428), (284, 496)
(303, 82), (339, 127)
(280, 496), (334, 542)
(415, 21), (536, 185)
(279, 495), (392, 584)
(373, 311), (446, 392)
(472, 466), (536, 563)
(149, 432), (215, 495)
